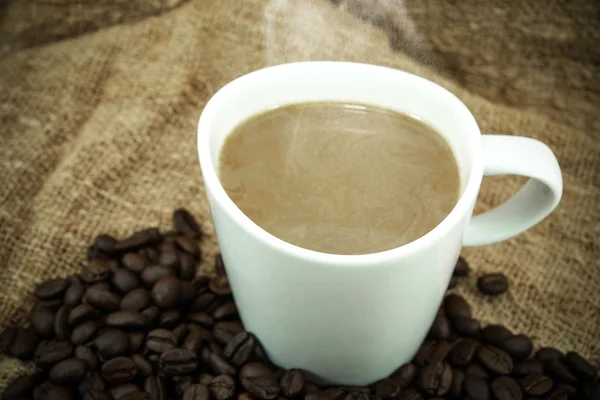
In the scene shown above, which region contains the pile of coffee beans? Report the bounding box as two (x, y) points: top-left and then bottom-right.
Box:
(1, 209), (598, 400)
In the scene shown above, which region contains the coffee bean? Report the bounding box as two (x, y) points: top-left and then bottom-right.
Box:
(50, 357), (87, 383)
(477, 345), (514, 375)
(52, 304), (70, 340)
(95, 329), (130, 359)
(453, 256), (470, 276)
(188, 312), (215, 328)
(129, 332), (145, 353)
(449, 338), (478, 367)
(482, 325), (513, 346)
(86, 288), (121, 311)
(1, 326), (17, 353)
(106, 310), (148, 328)
(152, 276), (182, 309)
(95, 234), (118, 254)
(419, 340), (453, 366)
(371, 379), (400, 399)
(209, 350), (237, 376)
(30, 306), (56, 337)
(120, 391), (151, 400)
(131, 354), (152, 376)
(395, 388), (423, 400)
(101, 356), (137, 384)
(160, 348), (198, 375)
(141, 265), (175, 287)
(546, 360), (578, 385)
(464, 375), (490, 400)
(144, 376), (168, 400)
(183, 329), (204, 353)
(159, 310), (182, 328)
(38, 297), (65, 309)
(33, 380), (53, 400)
(35, 278), (69, 300)
(544, 388), (568, 400)
(444, 294), (472, 319)
(192, 292), (218, 311)
(81, 260), (112, 283)
(84, 390), (112, 400)
(78, 371), (106, 396)
(477, 273), (509, 295)
(112, 269), (142, 293)
(500, 335), (533, 361)
(419, 361), (452, 396)
(64, 280), (86, 306)
(214, 321), (245, 344)
(556, 383), (577, 399)
(176, 255), (196, 282)
(565, 351), (597, 379)
(75, 345), (100, 369)
(239, 362), (280, 399)
(279, 369), (305, 397)
(490, 376), (522, 400)
(198, 373), (215, 385)
(174, 236), (201, 258)
(521, 373), (553, 396)
(224, 331), (258, 366)
(448, 276), (459, 289)
(513, 359), (545, 376)
(581, 380), (600, 400)
(141, 306), (160, 326)
(450, 368), (465, 397)
(46, 385), (73, 400)
(159, 243), (180, 269)
(209, 375), (236, 400)
(108, 384), (141, 399)
(183, 384), (210, 400)
(34, 340), (73, 365)
(173, 209), (203, 238)
(10, 327), (40, 360)
(466, 362), (491, 379)
(173, 324), (190, 344)
(68, 303), (97, 326)
(71, 320), (101, 345)
(429, 312), (452, 340)
(121, 253), (149, 274)
(536, 347), (565, 365)
(209, 275), (232, 296)
(173, 376), (195, 397)
(213, 302), (238, 320)
(120, 288), (151, 311)
(2, 374), (38, 400)
(146, 329), (177, 353)
(115, 228), (162, 252)
(90, 281), (112, 291)
(452, 316), (481, 337)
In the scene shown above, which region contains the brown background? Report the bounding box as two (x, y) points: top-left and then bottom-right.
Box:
(0, 0), (598, 385)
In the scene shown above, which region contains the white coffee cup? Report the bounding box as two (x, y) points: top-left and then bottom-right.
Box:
(197, 62), (562, 385)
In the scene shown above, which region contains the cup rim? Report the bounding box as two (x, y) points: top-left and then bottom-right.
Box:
(198, 61), (483, 266)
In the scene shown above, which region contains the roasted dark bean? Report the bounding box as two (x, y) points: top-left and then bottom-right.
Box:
(535, 347), (565, 365)
(188, 312), (215, 328)
(122, 253), (151, 274)
(141, 306), (161, 326)
(95, 234), (118, 254)
(490, 376), (522, 400)
(466, 362), (490, 379)
(159, 310), (182, 328)
(159, 243), (180, 269)
(395, 388), (423, 400)
(141, 265), (175, 287)
(159, 348), (198, 376)
(481, 325), (513, 346)
(173, 208), (203, 238)
(46, 385), (72, 400)
(180, 281), (197, 305)
(34, 340), (73, 365)
(192, 292), (218, 311)
(10, 327), (40, 360)
(1, 326), (17, 353)
(444, 294), (471, 319)
(419, 361), (452, 396)
(450, 368), (465, 397)
(145, 376), (168, 400)
(477, 273), (509, 295)
(49, 357), (87, 383)
(64, 280), (86, 306)
(453, 256), (470, 276)
(75, 345), (100, 369)
(106, 310), (148, 328)
(152, 276), (182, 309)
(71, 320), (101, 345)
(428, 311), (452, 340)
(183, 384), (210, 400)
(521, 374), (553, 396)
(78, 371), (105, 396)
(146, 329), (176, 353)
(81, 260), (112, 283)
(172, 324), (190, 344)
(546, 360), (577, 385)
(239, 362), (280, 399)
(86, 288), (121, 311)
(114, 228), (162, 252)
(463, 375), (490, 400)
(68, 303), (97, 326)
(179, 253), (198, 281)
(213, 302), (238, 320)
(224, 331), (258, 366)
(451, 316), (480, 337)
(449, 338), (478, 367)
(280, 369), (305, 397)
(84, 390), (111, 400)
(209, 275), (232, 296)
(108, 384), (141, 399)
(54, 305), (71, 340)
(121, 288), (151, 311)
(129, 332), (145, 353)
(101, 356), (137, 384)
(213, 321), (245, 344)
(95, 329), (130, 359)
(565, 351), (597, 379)
(513, 359), (545, 376)
(209, 350), (237, 376)
(173, 376), (195, 397)
(30, 306), (56, 337)
(209, 375), (236, 400)
(112, 269), (142, 293)
(132, 354), (153, 376)
(183, 329), (204, 353)
(35, 278), (69, 300)
(2, 374), (38, 400)
(500, 334), (533, 360)
(477, 345), (514, 375)
(33, 380), (53, 400)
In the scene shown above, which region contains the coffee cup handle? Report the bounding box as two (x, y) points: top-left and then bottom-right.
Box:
(463, 135), (563, 246)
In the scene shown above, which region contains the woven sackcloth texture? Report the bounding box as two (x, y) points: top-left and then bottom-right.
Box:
(0, 0), (598, 385)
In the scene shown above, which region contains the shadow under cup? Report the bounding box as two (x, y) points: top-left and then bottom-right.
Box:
(198, 62), (484, 385)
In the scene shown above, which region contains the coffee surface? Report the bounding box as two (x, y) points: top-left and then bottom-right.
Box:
(219, 102), (460, 255)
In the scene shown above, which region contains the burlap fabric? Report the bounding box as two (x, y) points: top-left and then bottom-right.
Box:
(0, 0), (598, 386)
